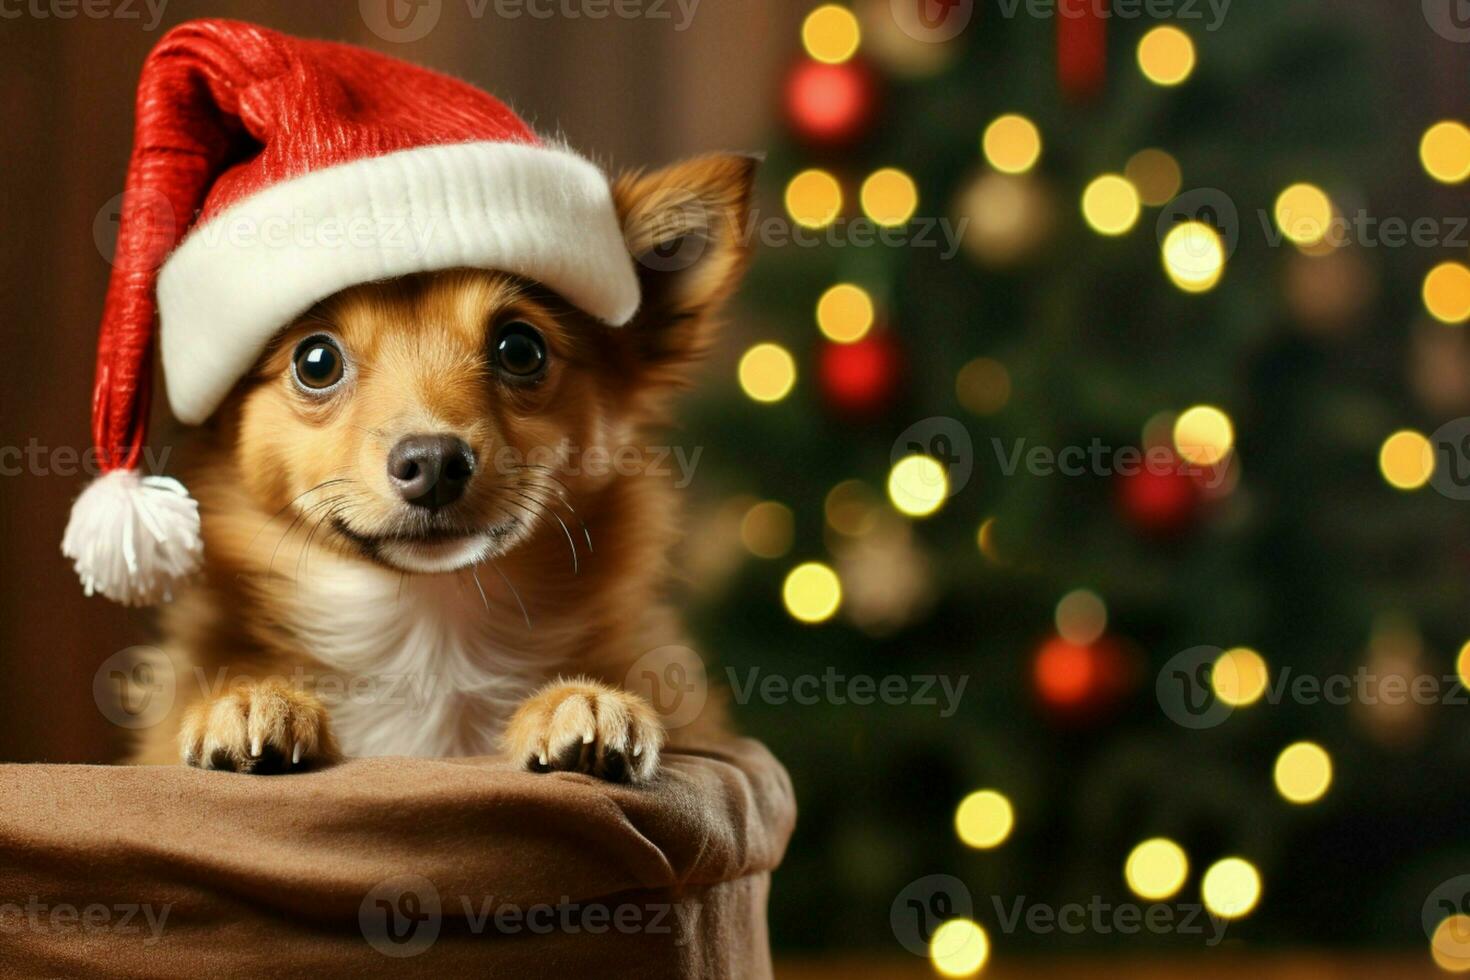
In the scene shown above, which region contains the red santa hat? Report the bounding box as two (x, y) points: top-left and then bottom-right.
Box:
(63, 19), (640, 605)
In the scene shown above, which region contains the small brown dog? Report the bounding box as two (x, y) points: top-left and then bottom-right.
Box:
(127, 155), (754, 783)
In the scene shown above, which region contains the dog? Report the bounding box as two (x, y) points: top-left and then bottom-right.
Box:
(126, 154), (755, 784)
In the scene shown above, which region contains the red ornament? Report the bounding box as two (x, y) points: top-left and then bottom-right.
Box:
(818, 333), (900, 416)
(1118, 454), (1200, 535)
(1057, 0), (1107, 101)
(1033, 634), (1134, 722)
(783, 58), (877, 146)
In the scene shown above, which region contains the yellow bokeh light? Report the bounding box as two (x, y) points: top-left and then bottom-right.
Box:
(785, 169), (843, 229)
(825, 479), (879, 537)
(1422, 121), (1470, 185)
(956, 357), (1012, 416)
(816, 283), (876, 343)
(929, 919), (990, 978)
(737, 343), (797, 403)
(1424, 262), (1470, 324)
(1125, 838), (1189, 901)
(1274, 184), (1334, 247)
(801, 3), (861, 64)
(1173, 405), (1235, 466)
(1212, 648), (1269, 707)
(1432, 914), (1470, 973)
(887, 455), (949, 518)
(1055, 589), (1107, 645)
(1082, 175), (1141, 236)
(782, 562), (842, 624)
(1201, 857), (1262, 919)
(740, 501), (794, 559)
(1378, 430), (1434, 491)
(1162, 221), (1225, 293)
(955, 789), (1015, 849)
(860, 168), (919, 227)
(1273, 741), (1333, 805)
(983, 114), (1042, 175)
(977, 517), (1006, 566)
(1138, 26), (1197, 86)
(1126, 149), (1182, 207)
(1456, 640), (1470, 690)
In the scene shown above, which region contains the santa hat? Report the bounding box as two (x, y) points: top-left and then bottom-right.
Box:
(63, 19), (640, 605)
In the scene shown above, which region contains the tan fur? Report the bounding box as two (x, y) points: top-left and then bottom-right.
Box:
(129, 155), (756, 785)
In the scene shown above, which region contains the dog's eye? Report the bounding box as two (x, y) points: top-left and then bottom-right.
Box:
(493, 321), (548, 380)
(292, 336), (345, 391)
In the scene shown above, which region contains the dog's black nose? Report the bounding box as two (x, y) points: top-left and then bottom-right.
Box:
(387, 434), (475, 510)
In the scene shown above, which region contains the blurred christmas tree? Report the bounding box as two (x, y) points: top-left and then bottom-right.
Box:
(677, 0), (1470, 968)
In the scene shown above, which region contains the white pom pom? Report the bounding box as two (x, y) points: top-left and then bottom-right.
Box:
(61, 469), (203, 606)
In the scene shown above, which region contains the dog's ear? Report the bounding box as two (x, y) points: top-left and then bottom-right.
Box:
(613, 154), (757, 377)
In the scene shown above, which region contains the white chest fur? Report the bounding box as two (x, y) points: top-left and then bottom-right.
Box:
(284, 560), (556, 759)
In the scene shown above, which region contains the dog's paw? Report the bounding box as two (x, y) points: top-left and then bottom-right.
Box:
(504, 679), (664, 784)
(180, 679), (338, 774)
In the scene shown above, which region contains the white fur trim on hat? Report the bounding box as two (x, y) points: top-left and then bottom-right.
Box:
(156, 140), (640, 425)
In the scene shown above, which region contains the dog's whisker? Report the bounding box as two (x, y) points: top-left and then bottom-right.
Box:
(503, 485), (578, 574)
(468, 563), (491, 615)
(495, 493), (577, 577)
(270, 493), (348, 580)
(510, 467), (592, 554)
(267, 507), (315, 579)
(484, 557), (531, 631)
(557, 495), (593, 554)
(295, 498), (350, 588)
(248, 478), (351, 549)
